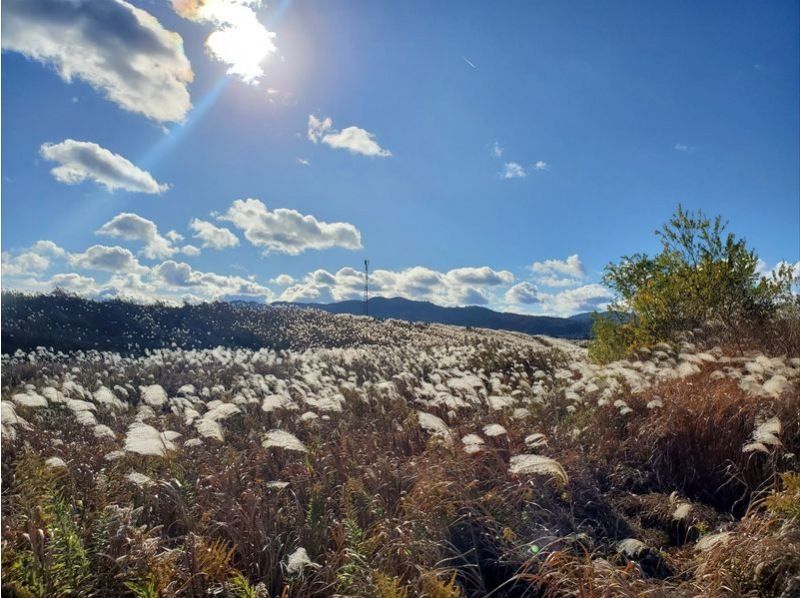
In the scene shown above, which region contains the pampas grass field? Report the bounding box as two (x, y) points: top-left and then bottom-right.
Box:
(2, 294), (799, 596)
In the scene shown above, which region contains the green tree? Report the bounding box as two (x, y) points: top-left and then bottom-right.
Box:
(590, 206), (796, 362)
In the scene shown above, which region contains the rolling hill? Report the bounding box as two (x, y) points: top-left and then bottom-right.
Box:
(277, 296), (595, 339)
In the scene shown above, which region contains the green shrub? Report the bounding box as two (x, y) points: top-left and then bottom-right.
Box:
(591, 206), (796, 362)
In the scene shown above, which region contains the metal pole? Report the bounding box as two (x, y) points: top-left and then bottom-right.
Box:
(364, 259), (370, 316)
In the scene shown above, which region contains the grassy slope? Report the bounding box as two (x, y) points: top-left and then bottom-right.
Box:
(1, 294), (799, 597)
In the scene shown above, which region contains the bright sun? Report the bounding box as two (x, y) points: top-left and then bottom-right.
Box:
(189, 0), (278, 85)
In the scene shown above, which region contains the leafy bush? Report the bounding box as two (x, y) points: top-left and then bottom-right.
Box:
(590, 206), (797, 362)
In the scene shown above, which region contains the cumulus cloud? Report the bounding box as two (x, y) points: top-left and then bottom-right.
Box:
(271, 274), (295, 286)
(532, 160), (549, 171)
(491, 142), (504, 158)
(2, 240), (67, 276)
(69, 245), (147, 273)
(308, 115), (391, 157)
(189, 219), (240, 249)
(181, 245), (202, 257)
(2, 0), (193, 122)
(3, 245), (273, 304)
(49, 272), (99, 292)
(500, 162), (526, 179)
(539, 284), (611, 315)
(505, 281), (611, 315)
(40, 140), (169, 194)
(219, 198), (362, 255)
(505, 282), (541, 305)
(279, 265), (513, 307)
(151, 260), (272, 299)
(96, 213), (177, 259)
(531, 254), (586, 280)
(171, 0), (276, 84)
(446, 267), (514, 286)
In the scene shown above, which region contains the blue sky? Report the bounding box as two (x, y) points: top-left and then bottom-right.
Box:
(2, 0), (798, 314)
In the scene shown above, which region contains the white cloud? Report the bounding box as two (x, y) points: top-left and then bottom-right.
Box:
(531, 254), (586, 280)
(297, 158), (310, 166)
(166, 230), (185, 243)
(535, 275), (581, 288)
(532, 160), (549, 171)
(538, 284), (611, 315)
(271, 274), (295, 286)
(279, 265), (514, 307)
(758, 260), (800, 288)
(151, 260), (272, 299)
(171, 0), (277, 85)
(40, 140), (169, 194)
(2, 0), (193, 122)
(500, 162), (526, 179)
(96, 213), (177, 259)
(219, 198), (362, 255)
(2, 240), (67, 276)
(491, 142), (504, 158)
(50, 272), (99, 292)
(446, 267), (514, 287)
(2, 242), (274, 304)
(674, 143), (696, 152)
(504, 282), (541, 305)
(69, 244), (147, 273)
(307, 115), (391, 157)
(2, 251), (50, 276)
(189, 219), (240, 249)
(181, 245), (202, 257)
(505, 281), (611, 315)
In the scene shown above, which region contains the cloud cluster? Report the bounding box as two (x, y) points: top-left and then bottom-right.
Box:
(500, 162), (526, 179)
(2, 0), (193, 122)
(69, 244), (147, 274)
(219, 198), (362, 255)
(505, 282), (541, 305)
(530, 254), (586, 287)
(40, 140), (169, 194)
(3, 240), (610, 314)
(279, 265), (514, 307)
(96, 213), (177, 259)
(308, 115), (392, 157)
(172, 0), (277, 84)
(499, 161), (550, 179)
(2, 241), (66, 276)
(504, 281), (611, 315)
(4, 245), (272, 304)
(151, 260), (271, 298)
(189, 219), (239, 249)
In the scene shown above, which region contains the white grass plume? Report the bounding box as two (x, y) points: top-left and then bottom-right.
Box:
(285, 547), (317, 575)
(743, 416), (782, 453)
(139, 384), (167, 408)
(12, 392), (48, 409)
(417, 412), (452, 445)
(263, 429), (307, 452)
(195, 418), (224, 442)
(462, 433), (485, 454)
(509, 454), (568, 485)
(124, 422), (175, 457)
(483, 423), (507, 437)
(524, 433), (548, 451)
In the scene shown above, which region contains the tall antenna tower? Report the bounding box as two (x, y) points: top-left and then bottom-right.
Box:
(363, 259), (370, 316)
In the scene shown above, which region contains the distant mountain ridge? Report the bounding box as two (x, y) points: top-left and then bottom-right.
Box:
(275, 296), (595, 339)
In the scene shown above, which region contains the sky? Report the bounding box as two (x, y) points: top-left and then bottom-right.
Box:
(2, 0), (799, 315)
